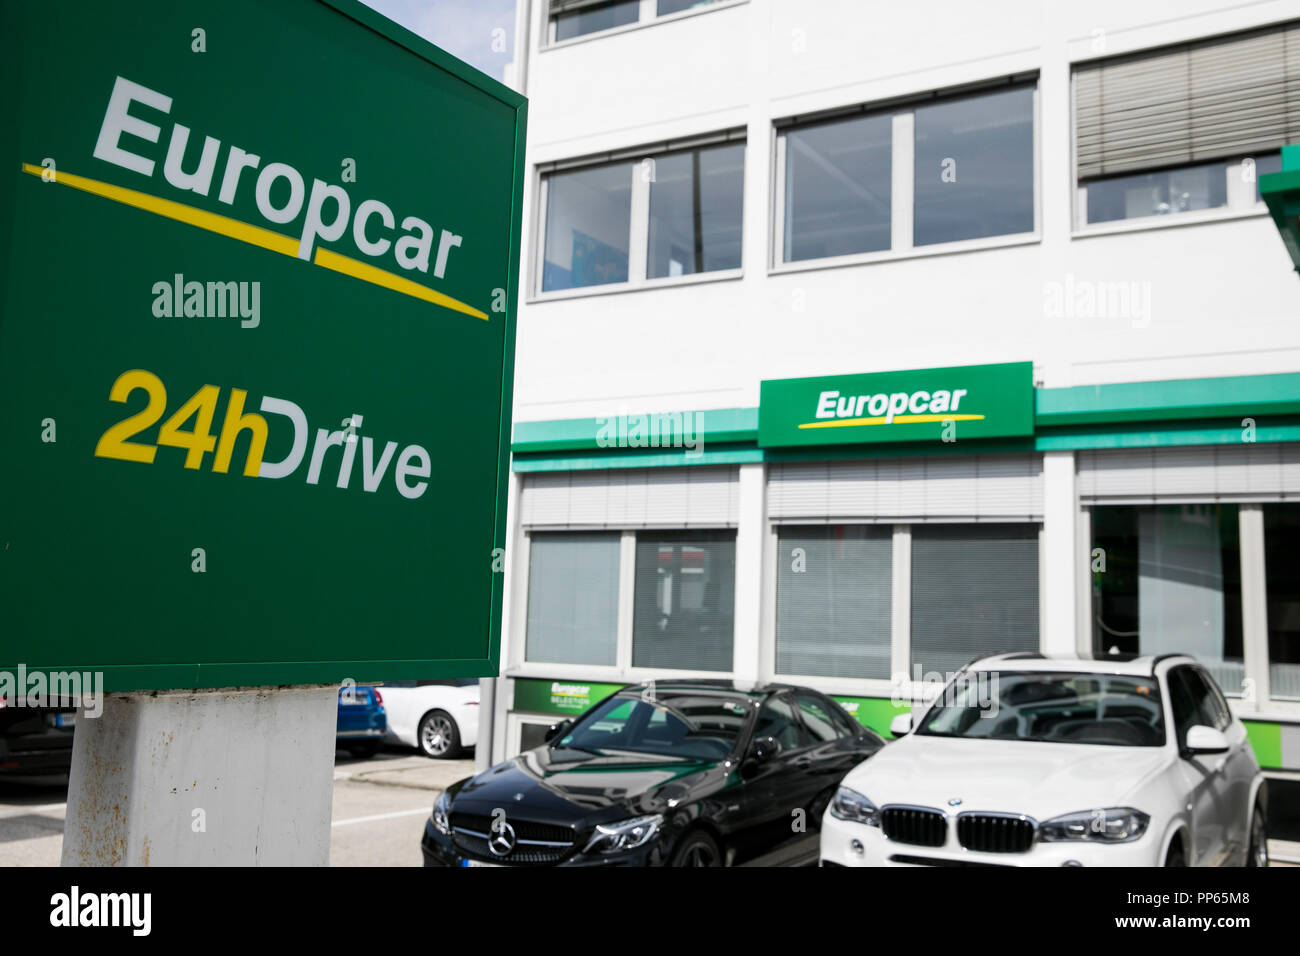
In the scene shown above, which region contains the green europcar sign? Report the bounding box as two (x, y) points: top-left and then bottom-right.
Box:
(513, 679), (628, 716)
(0, 0), (527, 690)
(759, 362), (1034, 448)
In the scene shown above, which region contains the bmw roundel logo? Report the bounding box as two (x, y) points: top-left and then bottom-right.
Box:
(948, 798), (962, 807)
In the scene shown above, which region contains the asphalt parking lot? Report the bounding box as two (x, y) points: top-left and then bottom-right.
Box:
(0, 747), (475, 867)
(2, 751), (1296, 866)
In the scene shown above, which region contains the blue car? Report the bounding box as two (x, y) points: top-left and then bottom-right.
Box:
(337, 686), (387, 759)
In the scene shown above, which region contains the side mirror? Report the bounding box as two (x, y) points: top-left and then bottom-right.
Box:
(544, 719), (573, 743)
(1184, 725), (1229, 756)
(889, 713), (913, 738)
(748, 736), (779, 763)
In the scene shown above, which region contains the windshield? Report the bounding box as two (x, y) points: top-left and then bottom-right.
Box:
(557, 694), (749, 760)
(916, 671), (1166, 747)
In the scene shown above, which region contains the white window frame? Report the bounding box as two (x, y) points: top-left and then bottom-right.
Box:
(770, 77), (1042, 276)
(509, 527), (743, 681)
(542, 0), (749, 52)
(764, 521), (1044, 705)
(1067, 66), (1279, 236)
(530, 130), (747, 302)
(1071, 155), (1279, 237)
(1079, 502), (1300, 718)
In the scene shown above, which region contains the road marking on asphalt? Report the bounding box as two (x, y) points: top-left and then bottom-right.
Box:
(0, 802), (67, 820)
(331, 807), (431, 828)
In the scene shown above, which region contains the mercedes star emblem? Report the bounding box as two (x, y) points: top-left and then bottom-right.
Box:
(488, 821), (517, 857)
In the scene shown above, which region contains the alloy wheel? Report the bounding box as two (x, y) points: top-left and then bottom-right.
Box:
(423, 715), (454, 757)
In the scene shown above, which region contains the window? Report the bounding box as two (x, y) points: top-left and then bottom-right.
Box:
(560, 693), (743, 760)
(553, 0), (639, 41)
(1194, 668), (1232, 732)
(1074, 21), (1300, 226)
(658, 0), (720, 14)
(525, 532), (621, 665)
(793, 694), (851, 742)
(632, 530), (735, 671)
(918, 672), (1165, 747)
(1091, 505), (1244, 694)
(782, 115), (892, 261)
(542, 162), (633, 291)
(647, 143), (744, 278)
(912, 86), (1034, 245)
(911, 525), (1039, 676)
(774, 526), (892, 679)
(1263, 504), (1300, 699)
(1167, 668), (1199, 747)
(754, 695), (813, 751)
(539, 137), (745, 294)
(777, 81), (1037, 264)
(548, 0), (730, 43)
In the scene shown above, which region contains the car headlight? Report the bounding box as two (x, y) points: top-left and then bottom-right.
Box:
(583, 814), (663, 855)
(828, 787), (879, 826)
(1039, 807), (1149, 844)
(432, 790), (451, 836)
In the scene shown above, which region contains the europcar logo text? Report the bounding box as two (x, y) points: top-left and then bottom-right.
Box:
(22, 75), (485, 320)
(801, 385), (983, 431)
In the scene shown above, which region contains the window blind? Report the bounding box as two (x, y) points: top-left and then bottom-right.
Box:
(910, 524), (1040, 676)
(767, 454), (1042, 522)
(525, 532), (621, 666)
(549, 0), (615, 14)
(520, 466), (739, 528)
(774, 526), (893, 680)
(1077, 443), (1300, 503)
(631, 530), (735, 672)
(1075, 20), (1300, 179)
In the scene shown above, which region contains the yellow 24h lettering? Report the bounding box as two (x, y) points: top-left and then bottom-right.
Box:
(94, 369), (266, 476)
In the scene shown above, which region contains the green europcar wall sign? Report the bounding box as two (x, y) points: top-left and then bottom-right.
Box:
(0, 0), (527, 690)
(513, 679), (628, 716)
(759, 362), (1035, 448)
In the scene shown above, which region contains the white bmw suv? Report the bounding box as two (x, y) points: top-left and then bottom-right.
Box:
(821, 654), (1267, 867)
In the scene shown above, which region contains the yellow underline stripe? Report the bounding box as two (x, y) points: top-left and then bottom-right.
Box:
(20, 163), (487, 321)
(799, 413), (986, 429)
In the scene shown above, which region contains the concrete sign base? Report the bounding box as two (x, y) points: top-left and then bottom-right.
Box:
(62, 685), (337, 866)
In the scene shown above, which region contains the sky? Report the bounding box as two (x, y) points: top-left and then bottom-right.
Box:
(360, 0), (518, 83)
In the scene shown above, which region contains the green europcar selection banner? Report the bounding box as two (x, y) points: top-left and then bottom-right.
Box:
(759, 362), (1034, 448)
(831, 696), (911, 737)
(0, 0), (527, 690)
(513, 679), (629, 716)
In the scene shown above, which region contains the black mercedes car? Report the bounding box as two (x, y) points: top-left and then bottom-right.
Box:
(421, 679), (884, 867)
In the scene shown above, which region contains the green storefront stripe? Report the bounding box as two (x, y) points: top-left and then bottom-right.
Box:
(511, 370), (1300, 473)
(1243, 721), (1283, 770)
(512, 407), (758, 454)
(1035, 371), (1300, 427)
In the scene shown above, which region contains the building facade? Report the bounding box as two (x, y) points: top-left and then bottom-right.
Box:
(474, 0), (1300, 799)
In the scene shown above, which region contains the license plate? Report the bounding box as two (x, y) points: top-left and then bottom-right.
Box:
(461, 859), (500, 867)
(50, 713), (76, 728)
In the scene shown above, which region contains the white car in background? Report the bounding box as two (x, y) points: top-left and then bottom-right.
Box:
(821, 653), (1267, 867)
(380, 680), (480, 759)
